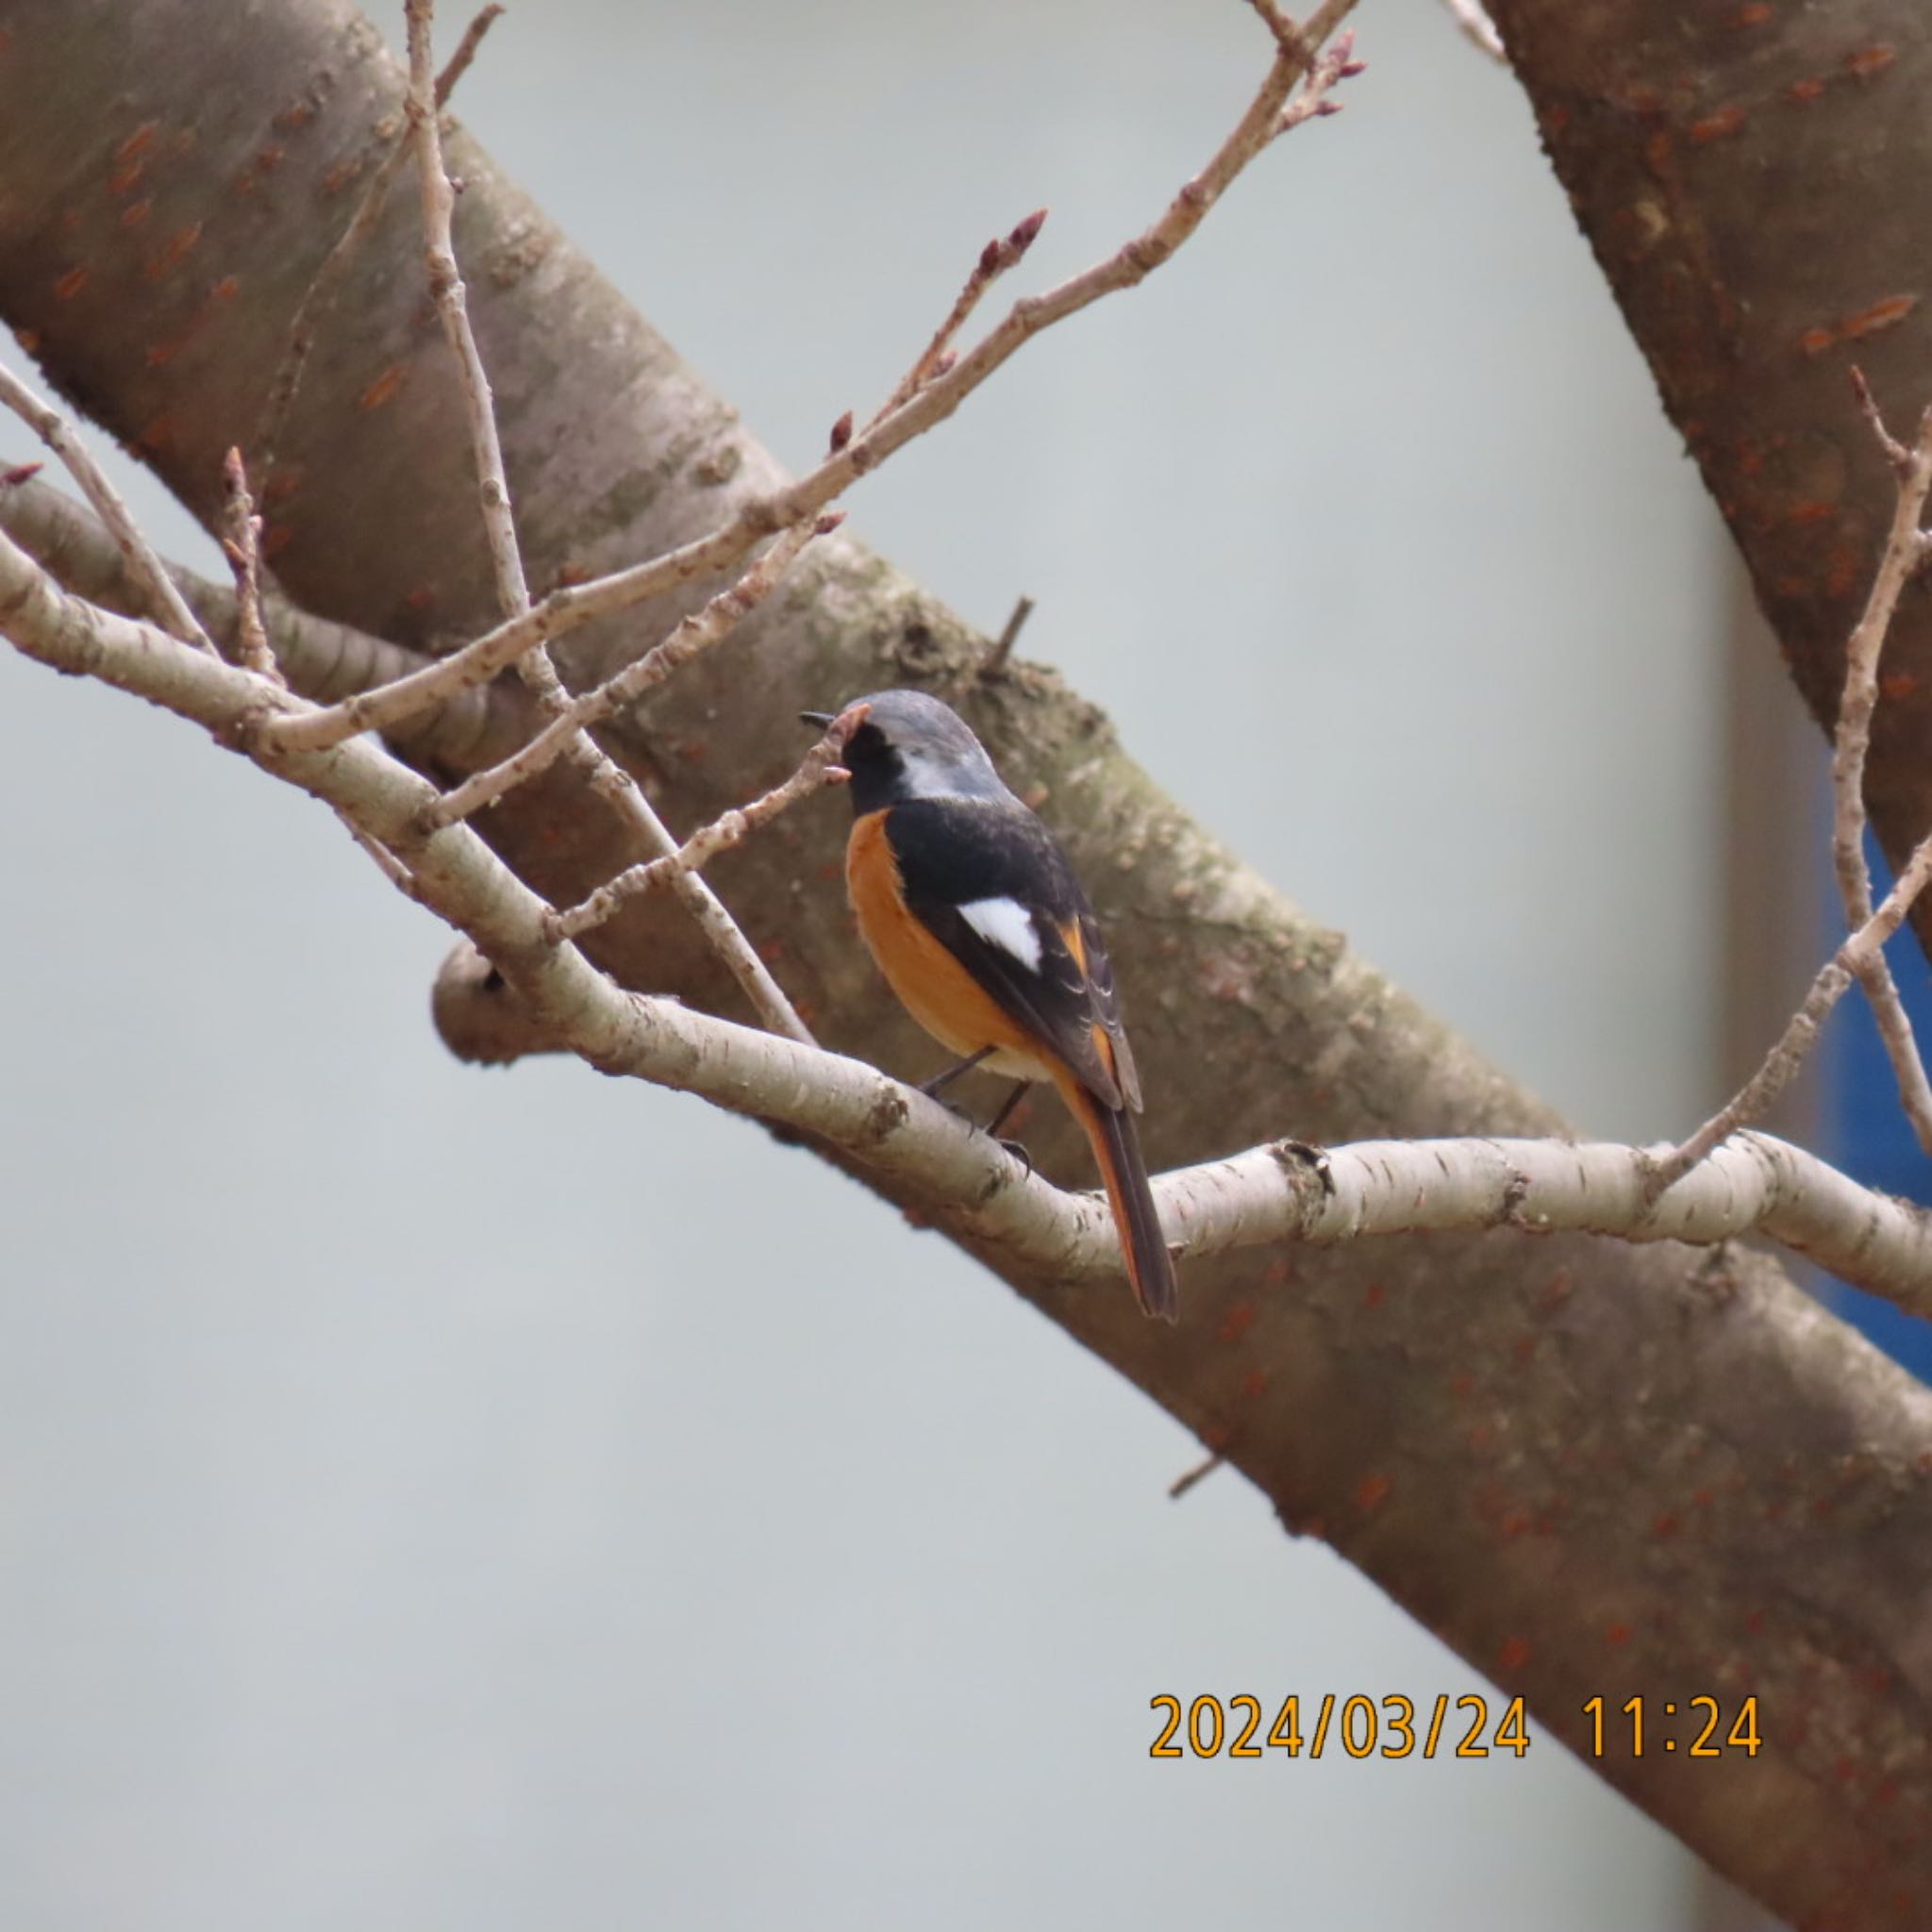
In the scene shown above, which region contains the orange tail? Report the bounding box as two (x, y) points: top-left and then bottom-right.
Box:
(1061, 1078), (1178, 1322)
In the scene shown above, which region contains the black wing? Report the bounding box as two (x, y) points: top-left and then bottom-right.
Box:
(885, 795), (1135, 1110)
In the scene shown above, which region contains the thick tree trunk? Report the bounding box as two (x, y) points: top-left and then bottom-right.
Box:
(5, 4), (1932, 1922)
(1483, 0), (1932, 945)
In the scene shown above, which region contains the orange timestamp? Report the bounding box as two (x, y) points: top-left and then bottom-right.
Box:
(1149, 1692), (1531, 1761)
(1582, 1695), (1762, 1758)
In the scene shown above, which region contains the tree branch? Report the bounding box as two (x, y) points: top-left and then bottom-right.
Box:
(257, 0), (1361, 763)
(257, 1), (502, 478)
(0, 358), (214, 655)
(0, 466), (538, 770)
(1647, 381), (1932, 1194)
(547, 711), (861, 942)
(423, 510), (840, 829)
(218, 447), (281, 685)
(1656, 809), (1932, 1194)
(400, 0), (814, 1045)
(1828, 374), (1932, 1151)
(7, 535), (1932, 1321)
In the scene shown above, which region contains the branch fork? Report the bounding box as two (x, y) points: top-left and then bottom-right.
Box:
(1650, 370), (1932, 1198)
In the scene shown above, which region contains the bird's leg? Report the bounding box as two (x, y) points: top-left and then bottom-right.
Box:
(984, 1079), (1034, 1177)
(984, 1079), (1029, 1141)
(919, 1056), (1035, 1174)
(920, 1045), (994, 1099)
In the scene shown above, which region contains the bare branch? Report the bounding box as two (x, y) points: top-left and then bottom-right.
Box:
(866, 208), (1047, 430)
(0, 466), (538, 770)
(219, 449), (282, 685)
(8, 539), (1932, 1326)
(1852, 364), (1912, 474)
(257, 546), (722, 755)
(344, 823), (421, 898)
(1241, 0), (1300, 43)
(260, 0), (1361, 762)
(403, 0), (526, 616)
(1209, 1130), (1932, 1315)
(227, 444), (421, 882)
(2, 3), (1402, 1312)
(1275, 30), (1364, 133)
(1827, 373), (1932, 1154)
(548, 710), (860, 941)
(425, 511), (839, 829)
(1645, 379), (1932, 1198)
(257, 0), (506, 474)
(1652, 816), (1932, 1193)
(400, 0), (815, 1046)
(982, 593), (1035, 676)
(0, 359), (215, 655)
(1168, 1453), (1225, 1500)
(436, 2), (506, 99)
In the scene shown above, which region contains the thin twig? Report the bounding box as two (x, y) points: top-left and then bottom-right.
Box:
(231, 443), (418, 876)
(404, 0), (527, 617)
(219, 448), (283, 685)
(0, 360), (215, 655)
(258, 540), (724, 754)
(261, 0), (1361, 761)
(1651, 376), (1932, 1197)
(257, 1), (506, 475)
(435, 0), (506, 96)
(0, 464), (539, 769)
(548, 710), (860, 941)
(1827, 371), (1932, 1155)
(982, 594), (1035, 675)
(1241, 0), (1295, 39)
(401, 0), (815, 1045)
(346, 823), (421, 897)
(425, 511), (839, 829)
(865, 209), (1046, 431)
(1438, 0), (1507, 64)
(1169, 1453), (1225, 1501)
(1651, 816), (1932, 1195)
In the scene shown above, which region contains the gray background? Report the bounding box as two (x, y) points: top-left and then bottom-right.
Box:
(1, 1), (1738, 1924)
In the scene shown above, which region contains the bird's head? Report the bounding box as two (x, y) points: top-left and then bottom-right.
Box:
(802, 688), (1008, 815)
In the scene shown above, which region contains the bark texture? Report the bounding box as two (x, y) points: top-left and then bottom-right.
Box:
(5, 5), (1932, 1923)
(1482, 0), (1932, 946)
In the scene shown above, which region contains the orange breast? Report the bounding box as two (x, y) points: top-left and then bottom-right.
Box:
(846, 808), (1048, 1075)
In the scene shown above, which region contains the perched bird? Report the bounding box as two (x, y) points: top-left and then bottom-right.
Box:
(805, 689), (1177, 1321)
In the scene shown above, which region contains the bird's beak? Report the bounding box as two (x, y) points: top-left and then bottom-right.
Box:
(801, 703), (867, 783)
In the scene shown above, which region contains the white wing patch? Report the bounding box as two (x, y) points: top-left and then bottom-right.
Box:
(959, 895), (1044, 974)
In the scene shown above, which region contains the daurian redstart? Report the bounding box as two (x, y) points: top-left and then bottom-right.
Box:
(806, 689), (1177, 1321)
